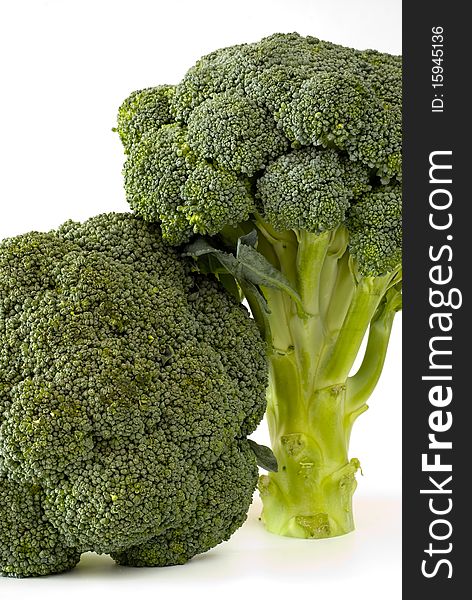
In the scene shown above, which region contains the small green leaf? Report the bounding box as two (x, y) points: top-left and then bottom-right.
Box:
(184, 239), (239, 275)
(218, 273), (243, 302)
(184, 237), (226, 259)
(239, 229), (258, 248)
(248, 439), (278, 472)
(236, 243), (305, 313)
(236, 243), (289, 289)
(184, 235), (307, 324)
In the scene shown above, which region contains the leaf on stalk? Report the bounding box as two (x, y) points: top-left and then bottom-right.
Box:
(248, 439), (278, 472)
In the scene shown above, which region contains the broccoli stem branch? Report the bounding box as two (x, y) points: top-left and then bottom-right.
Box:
(317, 274), (391, 386)
(346, 287), (401, 414)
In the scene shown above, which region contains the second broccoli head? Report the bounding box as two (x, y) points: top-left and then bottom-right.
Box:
(0, 213), (267, 577)
(115, 32), (401, 277)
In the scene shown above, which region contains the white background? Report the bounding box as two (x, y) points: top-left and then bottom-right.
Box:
(0, 1), (402, 598)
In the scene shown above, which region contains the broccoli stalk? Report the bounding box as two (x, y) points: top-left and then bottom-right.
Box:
(115, 32), (403, 539)
(246, 223), (401, 537)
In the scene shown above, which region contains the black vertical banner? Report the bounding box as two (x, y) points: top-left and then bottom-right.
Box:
(403, 1), (468, 596)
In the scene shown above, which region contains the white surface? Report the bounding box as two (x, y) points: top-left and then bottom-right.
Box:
(0, 0), (401, 238)
(0, 0), (402, 596)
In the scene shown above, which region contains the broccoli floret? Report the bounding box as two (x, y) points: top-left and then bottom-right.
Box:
(0, 477), (81, 577)
(257, 147), (371, 232)
(347, 185), (402, 275)
(187, 91), (288, 176)
(116, 85), (175, 151)
(181, 161), (254, 236)
(111, 441), (256, 566)
(122, 124), (195, 244)
(116, 33), (402, 540)
(0, 213), (268, 577)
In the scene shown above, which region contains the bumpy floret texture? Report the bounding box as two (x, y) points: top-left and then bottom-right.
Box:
(257, 148), (371, 232)
(115, 85), (175, 149)
(116, 33), (402, 276)
(187, 91), (288, 176)
(0, 213), (267, 577)
(0, 477), (81, 577)
(347, 185), (402, 275)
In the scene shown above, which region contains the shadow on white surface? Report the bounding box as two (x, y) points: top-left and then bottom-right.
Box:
(1, 495), (401, 598)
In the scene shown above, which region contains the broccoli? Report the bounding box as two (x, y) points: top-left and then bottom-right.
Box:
(115, 32), (402, 540)
(0, 212), (268, 577)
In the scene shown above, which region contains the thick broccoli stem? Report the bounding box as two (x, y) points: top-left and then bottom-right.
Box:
(253, 223), (398, 538)
(260, 349), (360, 538)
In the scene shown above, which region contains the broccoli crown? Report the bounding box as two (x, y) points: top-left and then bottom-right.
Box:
(0, 213), (267, 577)
(116, 32), (402, 276)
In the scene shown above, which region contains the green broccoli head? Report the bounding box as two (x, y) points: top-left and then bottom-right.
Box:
(116, 32), (402, 276)
(0, 213), (267, 577)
